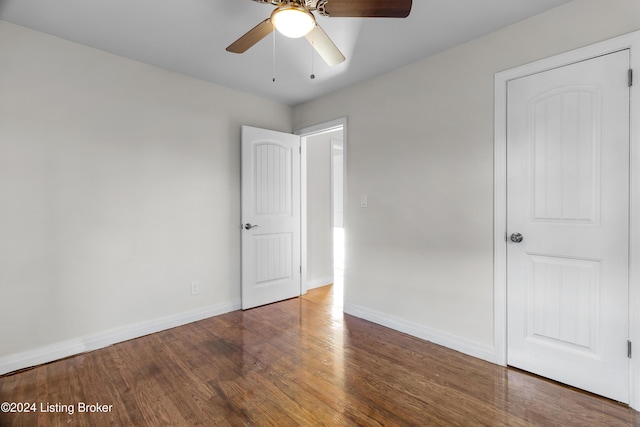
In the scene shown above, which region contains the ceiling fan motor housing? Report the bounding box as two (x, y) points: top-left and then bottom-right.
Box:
(252, 0), (328, 16)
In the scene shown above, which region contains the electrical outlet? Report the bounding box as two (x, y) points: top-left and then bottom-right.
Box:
(191, 281), (200, 295)
(360, 195), (368, 208)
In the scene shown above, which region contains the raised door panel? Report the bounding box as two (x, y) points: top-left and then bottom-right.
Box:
(530, 87), (601, 224)
(255, 143), (292, 216)
(255, 232), (293, 286)
(526, 255), (600, 355)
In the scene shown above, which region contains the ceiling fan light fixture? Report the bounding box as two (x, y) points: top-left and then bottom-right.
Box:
(271, 6), (316, 38)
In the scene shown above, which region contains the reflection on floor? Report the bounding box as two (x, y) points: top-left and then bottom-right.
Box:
(2, 285), (638, 426)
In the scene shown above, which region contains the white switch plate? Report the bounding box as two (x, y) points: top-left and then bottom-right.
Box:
(360, 195), (368, 208)
(191, 281), (200, 295)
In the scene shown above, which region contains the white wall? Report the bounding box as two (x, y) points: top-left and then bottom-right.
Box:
(306, 130), (342, 288)
(0, 21), (292, 371)
(332, 143), (344, 228)
(292, 0), (640, 360)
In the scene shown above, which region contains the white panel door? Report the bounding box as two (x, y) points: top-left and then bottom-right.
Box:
(241, 126), (301, 310)
(507, 50), (630, 402)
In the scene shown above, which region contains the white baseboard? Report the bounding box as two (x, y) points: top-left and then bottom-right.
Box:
(306, 276), (334, 290)
(2, 300), (496, 376)
(344, 303), (497, 364)
(0, 300), (241, 376)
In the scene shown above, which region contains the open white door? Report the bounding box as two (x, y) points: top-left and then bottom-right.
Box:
(507, 50), (630, 402)
(241, 126), (301, 310)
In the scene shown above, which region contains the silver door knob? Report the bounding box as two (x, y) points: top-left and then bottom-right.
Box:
(244, 223), (259, 230)
(510, 233), (523, 243)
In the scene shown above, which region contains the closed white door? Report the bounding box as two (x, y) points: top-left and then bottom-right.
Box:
(241, 126), (301, 310)
(507, 50), (630, 402)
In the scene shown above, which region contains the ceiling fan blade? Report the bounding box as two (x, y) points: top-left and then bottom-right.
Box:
(321, 0), (412, 18)
(305, 24), (345, 67)
(226, 18), (274, 54)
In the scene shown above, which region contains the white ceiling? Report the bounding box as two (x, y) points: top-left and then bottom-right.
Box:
(0, 0), (572, 106)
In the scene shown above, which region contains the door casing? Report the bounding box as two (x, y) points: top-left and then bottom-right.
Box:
(494, 31), (640, 409)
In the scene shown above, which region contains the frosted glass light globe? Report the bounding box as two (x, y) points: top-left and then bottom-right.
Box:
(271, 6), (316, 38)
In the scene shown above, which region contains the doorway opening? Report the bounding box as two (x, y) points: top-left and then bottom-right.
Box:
(297, 118), (347, 311)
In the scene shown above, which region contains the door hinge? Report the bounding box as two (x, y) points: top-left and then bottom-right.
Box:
(629, 69), (633, 87)
(628, 340), (632, 358)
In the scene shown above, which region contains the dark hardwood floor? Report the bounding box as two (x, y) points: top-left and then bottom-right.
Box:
(1, 284), (639, 426)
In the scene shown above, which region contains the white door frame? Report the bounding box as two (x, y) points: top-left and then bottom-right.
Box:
(494, 31), (640, 408)
(295, 117), (348, 295)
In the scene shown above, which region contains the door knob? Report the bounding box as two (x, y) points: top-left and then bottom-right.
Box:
(244, 223), (259, 230)
(510, 233), (523, 243)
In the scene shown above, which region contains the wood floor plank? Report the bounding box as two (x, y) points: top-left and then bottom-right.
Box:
(1, 284), (639, 426)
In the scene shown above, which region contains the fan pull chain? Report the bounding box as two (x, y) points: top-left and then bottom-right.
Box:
(310, 31), (315, 80)
(272, 30), (276, 82)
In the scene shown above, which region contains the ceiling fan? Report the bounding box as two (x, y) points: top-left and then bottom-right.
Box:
(226, 0), (413, 67)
